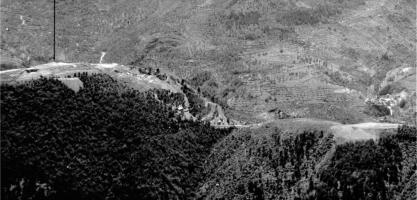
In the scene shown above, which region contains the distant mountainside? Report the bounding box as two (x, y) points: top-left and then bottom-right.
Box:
(1, 0), (415, 124)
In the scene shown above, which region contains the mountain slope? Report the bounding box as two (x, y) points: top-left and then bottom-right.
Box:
(2, 0), (414, 123)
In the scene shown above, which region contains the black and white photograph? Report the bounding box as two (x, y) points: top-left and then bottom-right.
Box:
(0, 0), (416, 199)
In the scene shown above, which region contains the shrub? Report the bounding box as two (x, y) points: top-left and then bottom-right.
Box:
(364, 103), (391, 117)
(379, 84), (393, 96)
(190, 71), (212, 87)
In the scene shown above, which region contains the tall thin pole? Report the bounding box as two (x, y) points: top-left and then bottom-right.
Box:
(53, 0), (56, 61)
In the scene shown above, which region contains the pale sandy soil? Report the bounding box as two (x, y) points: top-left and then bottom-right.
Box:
(330, 122), (400, 144)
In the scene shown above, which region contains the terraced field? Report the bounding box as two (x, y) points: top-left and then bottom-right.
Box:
(1, 0), (415, 123)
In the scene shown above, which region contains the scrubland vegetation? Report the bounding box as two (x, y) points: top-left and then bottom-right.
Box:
(210, 0), (366, 40)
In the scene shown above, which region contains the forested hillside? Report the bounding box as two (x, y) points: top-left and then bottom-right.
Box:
(1, 72), (415, 200)
(1, 74), (232, 200)
(198, 123), (416, 200)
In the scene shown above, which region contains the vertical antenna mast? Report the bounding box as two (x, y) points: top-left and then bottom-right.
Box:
(53, 0), (56, 61)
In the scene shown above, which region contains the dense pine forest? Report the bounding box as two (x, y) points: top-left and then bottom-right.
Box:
(315, 138), (402, 199)
(1, 74), (232, 200)
(313, 125), (416, 200)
